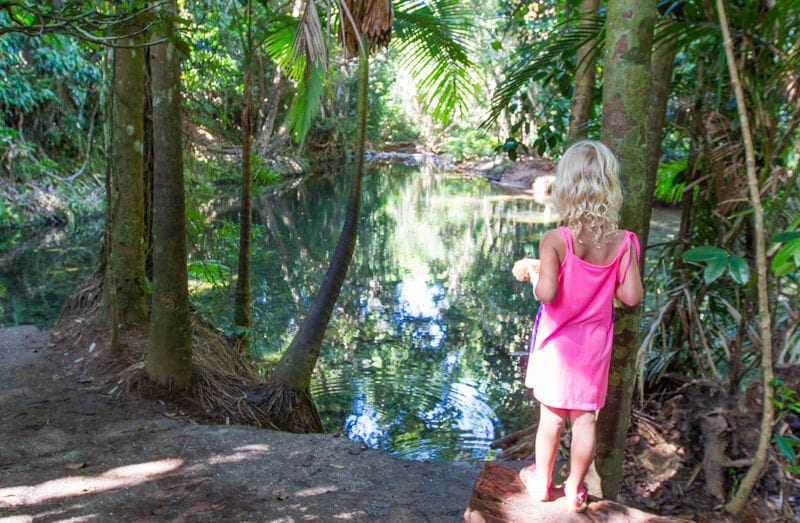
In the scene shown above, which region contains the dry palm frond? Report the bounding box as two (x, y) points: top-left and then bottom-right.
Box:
(338, 0), (393, 56)
(292, 0), (327, 71)
(703, 111), (748, 214)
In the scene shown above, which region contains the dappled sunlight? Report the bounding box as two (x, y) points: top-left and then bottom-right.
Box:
(293, 484), (341, 497)
(0, 458), (183, 507)
(206, 444), (271, 465)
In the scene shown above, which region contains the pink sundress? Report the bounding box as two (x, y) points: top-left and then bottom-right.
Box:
(525, 226), (640, 411)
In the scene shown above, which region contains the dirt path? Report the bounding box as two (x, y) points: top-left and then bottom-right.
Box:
(0, 325), (481, 522)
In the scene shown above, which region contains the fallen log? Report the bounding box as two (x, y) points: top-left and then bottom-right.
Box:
(464, 462), (689, 523)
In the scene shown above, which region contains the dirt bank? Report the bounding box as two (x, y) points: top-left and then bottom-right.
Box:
(0, 325), (480, 522)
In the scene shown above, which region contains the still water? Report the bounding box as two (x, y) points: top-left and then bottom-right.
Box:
(0, 161), (590, 461)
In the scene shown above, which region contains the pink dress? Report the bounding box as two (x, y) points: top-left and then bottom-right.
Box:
(525, 226), (640, 411)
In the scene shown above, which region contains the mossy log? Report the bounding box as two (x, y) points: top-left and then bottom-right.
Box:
(464, 462), (689, 523)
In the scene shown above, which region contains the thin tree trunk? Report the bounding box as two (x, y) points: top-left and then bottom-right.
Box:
(102, 18), (148, 326)
(567, 0), (599, 143)
(255, 71), (286, 154)
(146, 0), (193, 388)
(716, 0), (775, 513)
(249, 44), (370, 433)
(596, 0), (657, 501)
(235, 9), (254, 345)
(641, 20), (678, 253)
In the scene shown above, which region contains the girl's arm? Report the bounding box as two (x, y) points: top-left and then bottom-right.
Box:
(535, 230), (561, 303)
(616, 242), (643, 306)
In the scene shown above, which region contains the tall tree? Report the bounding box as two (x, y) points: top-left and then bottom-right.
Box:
(567, 0), (598, 143)
(595, 0), (657, 501)
(234, 0), (256, 346)
(247, 0), (391, 432)
(715, 0), (775, 513)
(102, 7), (148, 328)
(247, 0), (473, 432)
(146, 1), (192, 388)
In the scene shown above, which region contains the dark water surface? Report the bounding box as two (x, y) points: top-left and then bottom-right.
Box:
(0, 162), (678, 462)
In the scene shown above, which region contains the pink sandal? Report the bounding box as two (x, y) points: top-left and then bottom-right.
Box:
(567, 483), (588, 512)
(519, 464), (551, 502)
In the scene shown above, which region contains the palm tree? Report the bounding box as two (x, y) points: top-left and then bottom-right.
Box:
(247, 0), (474, 432)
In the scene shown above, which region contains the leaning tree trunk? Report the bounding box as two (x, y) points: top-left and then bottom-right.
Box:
(102, 16), (148, 327)
(596, 0), (657, 501)
(717, 0), (775, 513)
(247, 45), (371, 433)
(567, 0), (599, 143)
(146, 0), (193, 388)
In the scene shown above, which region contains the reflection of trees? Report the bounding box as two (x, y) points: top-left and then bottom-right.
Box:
(216, 163), (547, 455)
(0, 223), (102, 327)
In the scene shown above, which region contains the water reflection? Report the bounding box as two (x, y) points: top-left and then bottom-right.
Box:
(0, 223), (101, 328)
(251, 162), (550, 460)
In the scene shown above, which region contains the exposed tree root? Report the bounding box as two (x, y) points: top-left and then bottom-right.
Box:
(54, 302), (273, 429)
(245, 380), (324, 434)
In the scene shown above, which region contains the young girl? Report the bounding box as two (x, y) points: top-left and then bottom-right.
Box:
(511, 140), (643, 512)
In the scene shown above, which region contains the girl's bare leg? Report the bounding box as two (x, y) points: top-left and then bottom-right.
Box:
(564, 409), (595, 510)
(531, 404), (567, 494)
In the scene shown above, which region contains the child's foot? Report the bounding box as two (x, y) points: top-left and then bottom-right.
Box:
(565, 483), (588, 512)
(519, 464), (551, 502)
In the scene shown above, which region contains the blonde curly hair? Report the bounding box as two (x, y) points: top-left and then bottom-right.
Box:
(551, 140), (623, 246)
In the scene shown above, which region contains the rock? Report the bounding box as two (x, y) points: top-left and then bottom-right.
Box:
(463, 462), (690, 522)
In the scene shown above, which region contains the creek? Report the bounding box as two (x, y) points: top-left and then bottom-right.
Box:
(0, 160), (678, 462)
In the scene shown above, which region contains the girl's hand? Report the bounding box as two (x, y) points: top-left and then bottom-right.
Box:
(512, 258), (541, 283)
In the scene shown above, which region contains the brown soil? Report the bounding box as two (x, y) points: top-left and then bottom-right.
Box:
(0, 325), (479, 522)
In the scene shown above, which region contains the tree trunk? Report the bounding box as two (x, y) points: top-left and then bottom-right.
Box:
(567, 0), (599, 143)
(102, 18), (148, 326)
(247, 45), (371, 433)
(717, 0), (775, 513)
(255, 71), (286, 154)
(641, 19), (678, 254)
(235, 27), (254, 345)
(146, 0), (193, 388)
(596, 0), (657, 501)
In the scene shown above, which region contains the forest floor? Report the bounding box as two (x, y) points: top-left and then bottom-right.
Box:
(1, 156), (797, 522)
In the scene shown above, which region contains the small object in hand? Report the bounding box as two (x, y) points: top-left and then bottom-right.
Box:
(512, 258), (540, 282)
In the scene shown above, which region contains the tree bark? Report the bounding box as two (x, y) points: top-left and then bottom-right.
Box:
(641, 19), (678, 255)
(146, 0), (193, 388)
(716, 0), (775, 513)
(103, 16), (148, 326)
(248, 44), (371, 433)
(235, 12), (254, 345)
(596, 0), (657, 501)
(567, 0), (599, 143)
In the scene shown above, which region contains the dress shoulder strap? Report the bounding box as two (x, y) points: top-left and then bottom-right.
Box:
(617, 230), (641, 283)
(559, 226), (574, 255)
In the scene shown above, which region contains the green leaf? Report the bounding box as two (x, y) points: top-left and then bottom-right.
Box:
(771, 238), (800, 277)
(704, 255), (728, 284)
(771, 231), (800, 243)
(774, 434), (799, 463)
(728, 255), (750, 285)
(682, 246), (728, 262)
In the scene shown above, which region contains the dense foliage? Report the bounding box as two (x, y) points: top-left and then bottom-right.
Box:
(0, 0), (798, 515)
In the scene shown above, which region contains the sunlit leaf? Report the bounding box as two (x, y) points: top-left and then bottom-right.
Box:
(771, 238), (800, 277)
(728, 255), (750, 285)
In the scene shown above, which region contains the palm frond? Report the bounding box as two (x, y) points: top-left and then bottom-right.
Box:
(392, 0), (475, 123)
(483, 8), (604, 129)
(285, 63), (326, 143)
